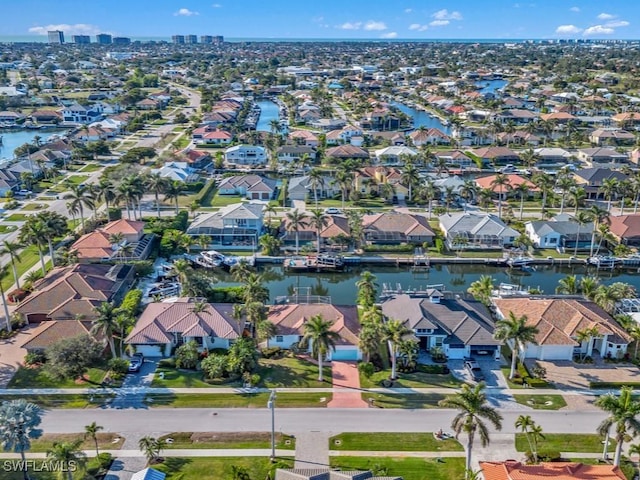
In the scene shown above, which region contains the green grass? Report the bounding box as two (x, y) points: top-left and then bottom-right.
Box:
(0, 225), (17, 233)
(172, 136), (190, 149)
(151, 368), (220, 388)
(329, 433), (463, 452)
(4, 213), (31, 221)
(1, 245), (46, 291)
(65, 175), (89, 185)
(258, 357), (332, 388)
(29, 433), (124, 452)
(361, 393), (446, 409)
(7, 365), (108, 389)
(79, 163), (102, 173)
(210, 193), (245, 207)
(20, 203), (46, 211)
(359, 366), (461, 389)
(500, 353), (552, 389)
(330, 456), (466, 480)
(513, 394), (567, 410)
(0, 394), (114, 409)
(145, 392), (331, 408)
(515, 433), (616, 453)
(154, 457), (293, 480)
(158, 432), (295, 450)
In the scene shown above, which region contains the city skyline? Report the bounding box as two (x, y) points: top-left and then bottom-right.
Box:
(0, 0), (637, 40)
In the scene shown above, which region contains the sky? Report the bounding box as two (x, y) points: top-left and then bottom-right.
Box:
(1, 0), (638, 40)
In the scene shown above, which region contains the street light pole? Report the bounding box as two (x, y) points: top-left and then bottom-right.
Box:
(268, 389), (276, 461)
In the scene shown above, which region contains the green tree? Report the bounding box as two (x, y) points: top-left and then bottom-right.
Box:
(145, 172), (168, 218)
(307, 168), (325, 209)
(467, 275), (495, 306)
(490, 173), (510, 219)
(46, 440), (86, 480)
(285, 208), (308, 255)
(575, 326), (600, 361)
(0, 399), (43, 480)
(309, 209), (329, 256)
(494, 312), (539, 380)
(175, 340), (200, 370)
(300, 314), (341, 382)
(64, 184), (95, 232)
(383, 319), (411, 380)
(556, 275), (579, 295)
(91, 302), (119, 359)
(596, 387), (640, 466)
(1, 241), (22, 289)
(356, 271), (378, 308)
(163, 180), (185, 214)
(45, 335), (103, 381)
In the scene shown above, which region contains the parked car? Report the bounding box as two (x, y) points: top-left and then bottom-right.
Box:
(464, 359), (485, 382)
(16, 189), (33, 197)
(324, 207), (342, 215)
(128, 353), (144, 373)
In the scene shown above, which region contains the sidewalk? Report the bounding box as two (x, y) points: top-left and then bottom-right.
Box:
(3, 448), (294, 459)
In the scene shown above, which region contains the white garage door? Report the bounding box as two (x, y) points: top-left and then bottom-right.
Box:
(135, 345), (165, 357)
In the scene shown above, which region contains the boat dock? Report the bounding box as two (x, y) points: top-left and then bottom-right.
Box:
(283, 254), (345, 272)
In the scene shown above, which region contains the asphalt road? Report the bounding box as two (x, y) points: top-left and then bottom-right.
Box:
(41, 408), (607, 436)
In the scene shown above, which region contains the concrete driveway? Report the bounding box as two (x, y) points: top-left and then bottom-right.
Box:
(109, 358), (158, 409)
(0, 323), (50, 388)
(449, 356), (507, 388)
(527, 358), (640, 389)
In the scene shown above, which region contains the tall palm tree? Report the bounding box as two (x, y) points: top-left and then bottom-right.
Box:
(333, 169), (354, 210)
(568, 187), (587, 215)
(601, 177), (619, 212)
(383, 319), (411, 380)
(1, 240), (22, 289)
(420, 180), (440, 219)
(532, 172), (554, 214)
(46, 440), (86, 480)
(145, 173), (168, 218)
(301, 314), (341, 382)
(556, 275), (579, 295)
(494, 312), (539, 380)
(490, 173), (510, 219)
(556, 175), (576, 215)
(459, 180), (478, 212)
(400, 163), (420, 202)
(580, 276), (600, 301)
(0, 265), (12, 332)
(64, 184), (95, 232)
(588, 205), (609, 257)
(0, 399), (43, 480)
(37, 211), (68, 268)
(285, 208), (308, 255)
(515, 414), (543, 463)
(571, 210), (593, 257)
(595, 387), (640, 466)
(307, 169), (325, 209)
(84, 421), (103, 457)
(467, 275), (495, 306)
(576, 326), (600, 361)
(356, 271), (378, 308)
(439, 383), (503, 477)
(91, 302), (119, 359)
(309, 209), (329, 257)
(19, 217), (48, 276)
(359, 306), (384, 362)
(511, 183), (529, 220)
(94, 177), (116, 214)
(164, 180), (184, 214)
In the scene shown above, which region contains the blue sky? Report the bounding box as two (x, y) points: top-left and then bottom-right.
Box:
(1, 0), (638, 39)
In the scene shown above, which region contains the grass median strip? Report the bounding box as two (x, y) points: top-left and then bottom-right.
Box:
(145, 392), (331, 408)
(29, 433), (124, 452)
(362, 393), (446, 409)
(0, 394), (114, 409)
(329, 433), (463, 452)
(159, 432), (295, 450)
(330, 456), (466, 480)
(515, 433), (615, 453)
(512, 394), (567, 410)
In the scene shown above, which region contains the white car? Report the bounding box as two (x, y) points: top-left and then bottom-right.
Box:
(16, 189), (33, 197)
(324, 208), (342, 215)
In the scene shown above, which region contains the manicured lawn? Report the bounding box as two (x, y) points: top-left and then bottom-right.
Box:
(0, 394), (114, 409)
(329, 433), (463, 452)
(7, 365), (109, 389)
(21, 203), (46, 211)
(145, 392), (331, 408)
(515, 433), (616, 453)
(316, 198), (388, 209)
(210, 193), (245, 207)
(155, 457), (294, 480)
(151, 368), (222, 388)
(66, 175), (89, 185)
(330, 456), (466, 480)
(79, 163), (103, 173)
(361, 393), (446, 409)
(159, 432), (295, 450)
(29, 433), (124, 452)
(1, 245), (47, 291)
(4, 213), (31, 221)
(512, 394), (567, 410)
(258, 357), (332, 388)
(0, 224), (17, 233)
(359, 366), (461, 389)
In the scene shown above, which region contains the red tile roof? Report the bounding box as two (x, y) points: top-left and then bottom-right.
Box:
(480, 461), (625, 480)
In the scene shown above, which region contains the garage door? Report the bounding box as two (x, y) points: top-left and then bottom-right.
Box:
(331, 349), (359, 361)
(135, 345), (165, 357)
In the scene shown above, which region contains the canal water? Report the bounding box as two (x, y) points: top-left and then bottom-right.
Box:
(475, 79), (508, 95)
(256, 100), (280, 132)
(214, 264), (640, 305)
(391, 102), (452, 134)
(0, 129), (66, 160)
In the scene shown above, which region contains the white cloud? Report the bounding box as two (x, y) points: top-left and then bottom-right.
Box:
(409, 23), (429, 31)
(555, 24), (582, 34)
(212, 3), (222, 7)
(28, 23), (103, 36)
(364, 21), (387, 31)
(569, 6), (580, 12)
(432, 9), (462, 21)
(339, 22), (362, 30)
(605, 20), (629, 28)
(404, 8), (412, 13)
(430, 20), (450, 27)
(583, 25), (615, 35)
(597, 13), (615, 20)
(381, 32), (398, 39)
(174, 8), (199, 16)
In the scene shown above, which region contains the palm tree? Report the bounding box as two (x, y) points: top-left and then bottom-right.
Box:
(0, 399), (43, 480)
(19, 217), (48, 276)
(494, 312), (539, 380)
(439, 383), (503, 478)
(309, 209), (329, 257)
(145, 173), (168, 218)
(576, 326), (600, 361)
(588, 205), (609, 257)
(383, 319), (411, 380)
(84, 421), (103, 457)
(307, 169), (325, 209)
(490, 173), (510, 219)
(601, 177), (619, 212)
(568, 187), (587, 215)
(138, 436), (166, 464)
(47, 440), (86, 480)
(333, 169), (353, 210)
(164, 180), (184, 214)
(285, 208), (308, 255)
(91, 302), (119, 359)
(359, 306), (384, 362)
(556, 275), (579, 295)
(515, 415), (543, 463)
(94, 177), (116, 214)
(1, 240), (22, 289)
(64, 184), (95, 232)
(580, 276), (600, 300)
(356, 271), (378, 308)
(459, 180), (477, 211)
(467, 275), (495, 306)
(628, 443), (640, 480)
(532, 172), (554, 214)
(300, 314), (341, 382)
(556, 175), (576, 214)
(520, 148), (540, 169)
(0, 265), (12, 332)
(420, 180), (440, 219)
(38, 211), (68, 267)
(511, 183), (529, 220)
(596, 387), (640, 466)
(400, 163), (420, 202)
(571, 210), (592, 257)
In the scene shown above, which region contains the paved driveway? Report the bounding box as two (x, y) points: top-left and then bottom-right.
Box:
(527, 358), (640, 389)
(448, 356), (507, 388)
(0, 323), (50, 388)
(109, 358), (158, 409)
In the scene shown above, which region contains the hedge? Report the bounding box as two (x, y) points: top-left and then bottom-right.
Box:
(120, 289), (143, 315)
(362, 244), (415, 253)
(193, 179), (216, 205)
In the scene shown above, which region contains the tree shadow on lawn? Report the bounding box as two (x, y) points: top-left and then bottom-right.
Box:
(259, 364), (329, 388)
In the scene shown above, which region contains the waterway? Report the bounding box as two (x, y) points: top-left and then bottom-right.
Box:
(475, 79), (508, 95)
(0, 129), (66, 160)
(392, 102), (452, 134)
(213, 263), (640, 305)
(256, 100), (280, 132)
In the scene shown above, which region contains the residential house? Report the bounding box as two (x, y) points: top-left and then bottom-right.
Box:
(193, 129), (233, 146)
(493, 109), (538, 125)
(381, 293), (500, 359)
(267, 304), (362, 360)
(151, 162), (199, 183)
(280, 214), (350, 247)
(608, 214), (640, 246)
(373, 146), (418, 165)
(276, 145), (317, 164)
(533, 147), (573, 168)
(409, 128), (451, 146)
(577, 148), (629, 167)
(325, 145), (369, 162)
(61, 103), (104, 124)
(289, 130), (319, 147)
(182, 150), (212, 169)
(573, 168), (628, 200)
(589, 129), (635, 146)
(362, 212), (435, 245)
(135, 98), (161, 110)
(493, 297), (630, 361)
(475, 174), (537, 200)
(21, 320), (98, 353)
(439, 212), (519, 249)
(0, 111), (25, 126)
(611, 112), (640, 128)
(360, 109), (401, 131)
(540, 112), (576, 124)
(480, 461), (625, 480)
(186, 202), (264, 249)
(468, 146), (520, 166)
(217, 175), (277, 201)
(15, 264), (135, 324)
(31, 110), (62, 124)
(525, 214), (593, 251)
(434, 150), (475, 170)
(125, 298), (241, 357)
(70, 219), (153, 262)
(224, 145), (268, 166)
(495, 131), (541, 147)
(355, 166), (408, 201)
(287, 175), (340, 202)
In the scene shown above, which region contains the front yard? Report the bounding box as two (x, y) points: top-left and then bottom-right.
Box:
(154, 457), (293, 480)
(515, 433), (616, 453)
(0, 394), (114, 409)
(29, 433), (124, 452)
(361, 393), (446, 409)
(329, 432), (463, 452)
(8, 364), (110, 389)
(145, 392), (331, 408)
(359, 365), (461, 389)
(512, 394), (567, 410)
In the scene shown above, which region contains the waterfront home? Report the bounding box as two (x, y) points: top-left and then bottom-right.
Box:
(577, 147), (629, 167)
(439, 212), (519, 250)
(31, 110), (62, 124)
(276, 145), (317, 164)
(355, 166), (408, 201)
(0, 111), (25, 126)
(70, 219), (152, 262)
(589, 129), (635, 146)
(468, 146), (520, 167)
(289, 130), (319, 147)
(186, 202), (264, 249)
(540, 111), (576, 124)
(492, 297), (630, 361)
(480, 461), (625, 480)
(533, 147), (573, 168)
(217, 174), (276, 201)
(325, 145), (369, 162)
(409, 127), (451, 146)
(267, 304), (362, 360)
(151, 162), (199, 183)
(524, 214), (593, 251)
(608, 214), (640, 246)
(192, 128), (233, 146)
(381, 293), (500, 359)
(362, 212), (434, 245)
(493, 109), (538, 125)
(433, 150), (475, 170)
(495, 131), (541, 147)
(373, 146), (418, 165)
(15, 264), (135, 324)
(475, 174), (537, 200)
(126, 298), (241, 357)
(280, 214), (350, 248)
(61, 103), (105, 124)
(573, 167), (628, 200)
(611, 112), (640, 128)
(224, 144), (268, 166)
(182, 149), (212, 169)
(287, 174), (340, 202)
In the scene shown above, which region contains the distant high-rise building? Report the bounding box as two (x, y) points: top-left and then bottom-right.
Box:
(200, 35), (213, 44)
(112, 37), (131, 45)
(185, 35), (198, 44)
(214, 35), (224, 45)
(96, 33), (112, 45)
(47, 30), (64, 44)
(172, 35), (185, 44)
(72, 35), (91, 44)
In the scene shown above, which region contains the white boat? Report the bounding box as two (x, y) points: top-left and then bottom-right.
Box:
(588, 256), (621, 268)
(507, 256), (533, 267)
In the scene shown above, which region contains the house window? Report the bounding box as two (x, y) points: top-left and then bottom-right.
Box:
(194, 337), (203, 346)
(276, 335), (284, 343)
(434, 338), (444, 347)
(549, 238), (557, 244)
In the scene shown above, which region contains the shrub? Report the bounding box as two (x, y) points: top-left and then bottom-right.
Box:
(419, 364), (450, 374)
(120, 289), (143, 315)
(131, 260), (155, 278)
(261, 347), (283, 359)
(536, 450), (561, 462)
(108, 358), (129, 376)
(7, 289), (28, 303)
(201, 353), (228, 379)
(362, 244), (414, 253)
(107, 208), (122, 221)
(358, 362), (375, 378)
(193, 179), (216, 204)
(25, 351), (47, 366)
(175, 341), (200, 370)
(158, 358), (177, 369)
(207, 286), (246, 303)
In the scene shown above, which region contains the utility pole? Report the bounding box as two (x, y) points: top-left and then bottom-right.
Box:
(268, 389), (276, 461)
